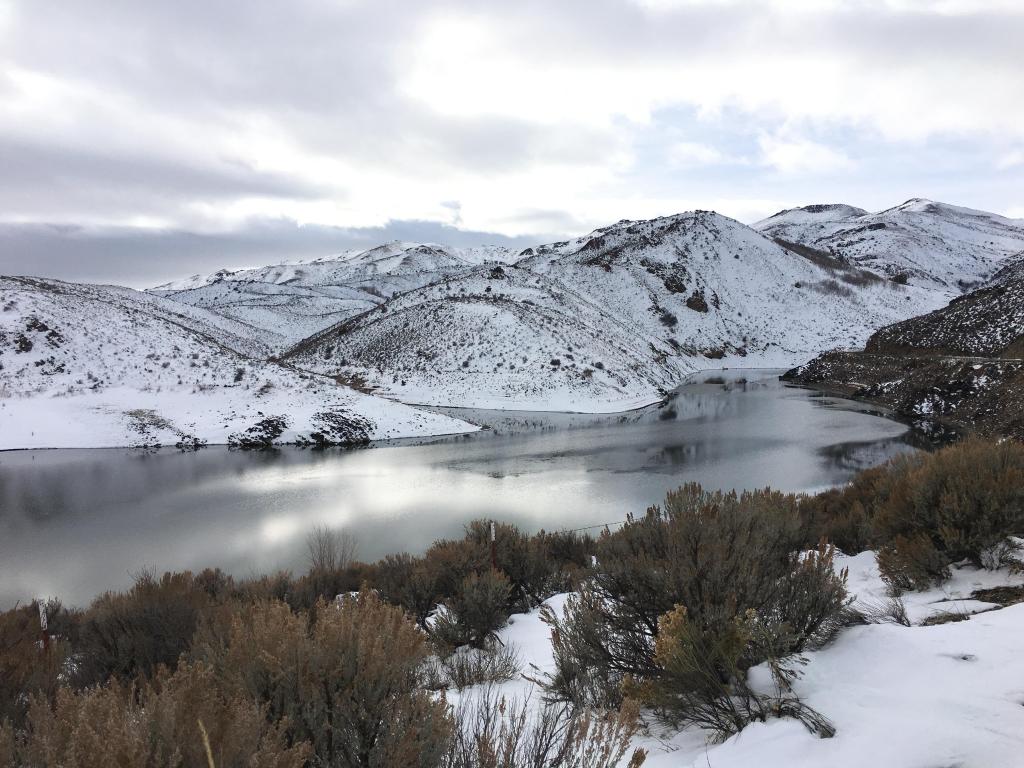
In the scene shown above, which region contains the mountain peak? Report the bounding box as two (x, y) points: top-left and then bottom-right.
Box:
(754, 204), (867, 230)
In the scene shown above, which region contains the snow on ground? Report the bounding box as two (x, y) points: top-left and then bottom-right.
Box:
(449, 553), (1024, 768)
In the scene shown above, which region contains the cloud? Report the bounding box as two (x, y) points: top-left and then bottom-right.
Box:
(758, 134), (854, 174)
(0, 0), (1021, 282)
(0, 218), (549, 288)
(668, 141), (742, 168)
(996, 150), (1024, 170)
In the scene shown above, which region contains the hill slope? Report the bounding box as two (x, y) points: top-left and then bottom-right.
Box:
(0, 276), (473, 448)
(866, 253), (1024, 357)
(784, 257), (1024, 439)
(754, 199), (1024, 292)
(284, 211), (946, 411)
(151, 242), (519, 349)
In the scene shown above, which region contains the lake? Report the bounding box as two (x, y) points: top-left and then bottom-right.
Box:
(0, 370), (919, 607)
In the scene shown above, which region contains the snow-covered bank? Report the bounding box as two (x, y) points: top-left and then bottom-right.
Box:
(0, 275), (477, 449)
(0, 384), (476, 450)
(455, 553), (1024, 768)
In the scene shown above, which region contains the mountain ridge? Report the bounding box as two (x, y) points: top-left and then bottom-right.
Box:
(753, 198), (1024, 292)
(281, 209), (948, 410)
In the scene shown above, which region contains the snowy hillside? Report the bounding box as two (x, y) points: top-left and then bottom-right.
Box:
(151, 242), (520, 349)
(284, 211), (947, 411)
(0, 276), (474, 449)
(755, 199), (1024, 292)
(866, 251), (1024, 357)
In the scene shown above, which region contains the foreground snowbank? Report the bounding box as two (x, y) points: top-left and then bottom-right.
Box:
(457, 552), (1024, 767)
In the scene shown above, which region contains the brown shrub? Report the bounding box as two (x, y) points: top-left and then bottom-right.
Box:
(0, 722), (14, 767)
(432, 571), (512, 649)
(797, 440), (1024, 591)
(796, 464), (895, 553)
(444, 687), (647, 768)
(876, 533), (951, 592)
(423, 642), (521, 691)
(872, 439), (1024, 588)
(0, 600), (76, 727)
(375, 553), (440, 628)
(542, 484), (849, 728)
(634, 604), (833, 740)
(375, 522), (595, 634)
(5, 664), (310, 768)
(195, 591), (453, 768)
(74, 570), (212, 687)
(234, 569), (296, 604)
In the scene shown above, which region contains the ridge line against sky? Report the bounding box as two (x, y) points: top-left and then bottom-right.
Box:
(0, 0), (1022, 284)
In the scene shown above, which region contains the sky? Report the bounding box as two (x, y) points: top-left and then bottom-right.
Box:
(1, 0), (1022, 286)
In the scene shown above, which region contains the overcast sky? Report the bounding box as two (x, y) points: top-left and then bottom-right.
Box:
(1, 0), (1022, 286)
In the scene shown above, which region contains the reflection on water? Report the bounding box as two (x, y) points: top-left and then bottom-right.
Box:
(0, 370), (917, 607)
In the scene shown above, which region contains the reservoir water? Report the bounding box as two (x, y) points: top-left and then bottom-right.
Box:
(0, 370), (918, 607)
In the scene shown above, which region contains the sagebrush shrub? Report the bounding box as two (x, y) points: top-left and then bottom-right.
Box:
(288, 525), (368, 609)
(796, 464), (895, 553)
(0, 600), (76, 728)
(424, 641), (521, 691)
(444, 686), (647, 768)
(635, 604), (833, 740)
(526, 529), (595, 597)
(796, 440), (1024, 589)
(375, 552), (440, 628)
(873, 439), (1024, 579)
(543, 483), (848, 734)
(74, 570), (212, 687)
(195, 591), (453, 768)
(876, 533), (951, 591)
(4, 664), (310, 768)
(432, 570), (512, 649)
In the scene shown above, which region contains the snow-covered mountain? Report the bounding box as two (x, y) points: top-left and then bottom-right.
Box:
(0, 276), (473, 449)
(150, 242), (519, 349)
(6, 198), (1008, 446)
(284, 211), (947, 411)
(754, 199), (1024, 293)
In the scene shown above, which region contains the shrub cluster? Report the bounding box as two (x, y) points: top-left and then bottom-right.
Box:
(3, 664), (309, 768)
(0, 523), (613, 768)
(2, 594), (449, 767)
(193, 591), (453, 767)
(797, 439), (1024, 590)
(542, 484), (848, 738)
(0, 601), (75, 727)
(375, 521), (594, 640)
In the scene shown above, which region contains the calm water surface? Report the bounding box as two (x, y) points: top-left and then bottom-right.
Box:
(0, 371), (918, 607)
